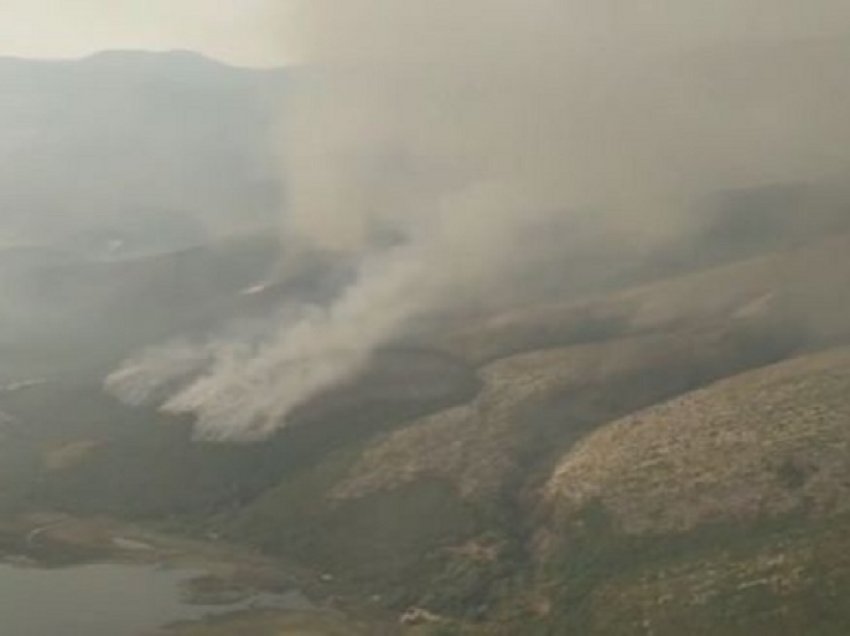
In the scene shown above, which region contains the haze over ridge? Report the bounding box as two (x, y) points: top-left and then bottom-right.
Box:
(107, 0), (850, 440)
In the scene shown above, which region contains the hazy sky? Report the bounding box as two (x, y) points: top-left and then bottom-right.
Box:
(0, 0), (289, 67)
(2, 1), (850, 68)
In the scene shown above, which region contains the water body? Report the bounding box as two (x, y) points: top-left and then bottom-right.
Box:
(0, 561), (311, 636)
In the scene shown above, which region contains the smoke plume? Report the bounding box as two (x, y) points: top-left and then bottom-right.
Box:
(106, 0), (850, 440)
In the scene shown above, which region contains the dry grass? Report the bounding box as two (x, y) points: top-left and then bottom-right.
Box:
(332, 327), (768, 503)
(585, 518), (850, 635)
(546, 347), (850, 536)
(439, 234), (850, 364)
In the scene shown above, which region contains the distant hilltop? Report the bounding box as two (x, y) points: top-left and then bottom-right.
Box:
(0, 49), (286, 257)
(0, 48), (286, 72)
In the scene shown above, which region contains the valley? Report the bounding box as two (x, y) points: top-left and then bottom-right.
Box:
(2, 218), (849, 634)
(2, 43), (850, 635)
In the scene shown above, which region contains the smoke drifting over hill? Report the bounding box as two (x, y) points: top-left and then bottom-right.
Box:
(107, 1), (850, 440)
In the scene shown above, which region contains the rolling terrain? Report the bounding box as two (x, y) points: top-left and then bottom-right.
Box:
(2, 46), (850, 636)
(0, 50), (284, 255)
(2, 215), (849, 634)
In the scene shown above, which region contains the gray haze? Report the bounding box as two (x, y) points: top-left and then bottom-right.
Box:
(0, 51), (283, 255)
(108, 0), (850, 440)
(0, 1), (287, 67)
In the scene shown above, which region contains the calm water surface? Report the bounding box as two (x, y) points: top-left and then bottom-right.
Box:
(0, 561), (310, 636)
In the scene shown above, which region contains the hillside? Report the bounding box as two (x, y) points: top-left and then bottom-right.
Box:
(0, 62), (849, 626)
(0, 235), (282, 371)
(535, 347), (850, 635)
(208, 233), (850, 623)
(0, 214), (847, 633)
(0, 51), (284, 256)
(545, 347), (850, 534)
(438, 233), (850, 364)
(3, 30), (850, 634)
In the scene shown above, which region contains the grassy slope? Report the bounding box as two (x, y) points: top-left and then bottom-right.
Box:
(2, 230), (849, 632)
(224, 235), (850, 622)
(530, 347), (850, 635)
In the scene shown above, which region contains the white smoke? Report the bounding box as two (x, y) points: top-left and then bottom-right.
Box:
(104, 339), (216, 407)
(106, 0), (850, 440)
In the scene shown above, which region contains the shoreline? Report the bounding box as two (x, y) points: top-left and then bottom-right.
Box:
(0, 511), (398, 635)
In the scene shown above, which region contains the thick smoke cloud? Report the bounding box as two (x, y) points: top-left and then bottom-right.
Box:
(107, 0), (850, 440)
